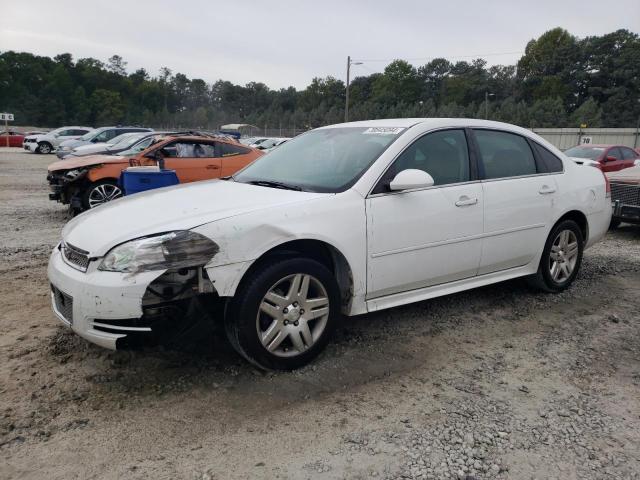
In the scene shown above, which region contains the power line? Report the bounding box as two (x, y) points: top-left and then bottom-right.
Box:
(355, 51), (524, 63)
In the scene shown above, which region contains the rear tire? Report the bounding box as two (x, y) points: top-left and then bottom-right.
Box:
(36, 142), (52, 154)
(225, 257), (340, 370)
(82, 179), (123, 210)
(528, 219), (584, 293)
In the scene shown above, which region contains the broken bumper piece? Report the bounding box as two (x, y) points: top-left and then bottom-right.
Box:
(48, 245), (167, 349)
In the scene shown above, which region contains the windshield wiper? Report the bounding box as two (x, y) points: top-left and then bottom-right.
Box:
(246, 180), (302, 191)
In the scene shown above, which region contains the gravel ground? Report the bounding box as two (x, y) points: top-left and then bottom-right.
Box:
(1, 148), (639, 480)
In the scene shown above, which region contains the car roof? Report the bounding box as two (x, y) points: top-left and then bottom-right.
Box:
(572, 144), (630, 148)
(319, 118), (538, 132)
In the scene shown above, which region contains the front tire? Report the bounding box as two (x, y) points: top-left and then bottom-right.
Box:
(529, 219), (584, 293)
(36, 142), (52, 154)
(225, 257), (340, 370)
(82, 179), (123, 210)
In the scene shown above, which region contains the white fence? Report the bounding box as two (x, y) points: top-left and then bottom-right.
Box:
(532, 128), (640, 150)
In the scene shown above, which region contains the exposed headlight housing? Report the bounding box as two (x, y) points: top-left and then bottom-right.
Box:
(64, 169), (85, 180)
(99, 231), (219, 273)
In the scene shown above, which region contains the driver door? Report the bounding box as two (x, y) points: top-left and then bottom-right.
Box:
(366, 129), (483, 299)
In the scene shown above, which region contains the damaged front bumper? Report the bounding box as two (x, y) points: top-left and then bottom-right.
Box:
(47, 245), (222, 349)
(47, 169), (88, 207)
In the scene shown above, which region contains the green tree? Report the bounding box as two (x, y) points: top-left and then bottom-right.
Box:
(569, 97), (602, 127)
(90, 89), (125, 124)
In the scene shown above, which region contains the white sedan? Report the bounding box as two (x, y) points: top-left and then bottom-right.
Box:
(48, 118), (611, 370)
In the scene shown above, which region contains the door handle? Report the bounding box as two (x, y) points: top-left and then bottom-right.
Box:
(538, 185), (556, 195)
(206, 164), (220, 169)
(455, 195), (478, 207)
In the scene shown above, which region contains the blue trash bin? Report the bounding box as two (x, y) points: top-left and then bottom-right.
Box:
(120, 168), (180, 196)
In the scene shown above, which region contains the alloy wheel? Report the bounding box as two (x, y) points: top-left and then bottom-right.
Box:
(256, 273), (330, 358)
(549, 229), (579, 283)
(88, 183), (122, 208)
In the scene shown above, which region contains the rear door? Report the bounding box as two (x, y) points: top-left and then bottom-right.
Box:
(161, 141), (222, 183)
(217, 141), (260, 177)
(473, 129), (559, 275)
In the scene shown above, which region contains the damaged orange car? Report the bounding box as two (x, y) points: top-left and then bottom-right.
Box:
(47, 133), (263, 211)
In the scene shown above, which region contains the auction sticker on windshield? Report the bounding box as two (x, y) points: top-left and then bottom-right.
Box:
(363, 127), (405, 135)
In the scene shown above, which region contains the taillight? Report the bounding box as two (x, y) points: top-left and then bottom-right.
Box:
(602, 170), (611, 198)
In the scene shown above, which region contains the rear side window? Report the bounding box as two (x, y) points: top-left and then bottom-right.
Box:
(621, 147), (638, 160)
(219, 142), (250, 157)
(531, 142), (563, 173)
(474, 130), (537, 179)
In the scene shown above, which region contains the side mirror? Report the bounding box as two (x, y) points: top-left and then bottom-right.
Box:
(389, 169), (435, 191)
(604, 155), (617, 162)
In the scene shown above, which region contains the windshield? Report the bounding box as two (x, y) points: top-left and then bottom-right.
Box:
(109, 132), (147, 148)
(80, 129), (101, 141)
(564, 146), (604, 160)
(107, 132), (136, 146)
(118, 136), (156, 156)
(234, 127), (404, 193)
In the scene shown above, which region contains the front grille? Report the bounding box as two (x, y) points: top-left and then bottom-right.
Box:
(611, 182), (640, 207)
(62, 242), (90, 271)
(52, 285), (73, 323)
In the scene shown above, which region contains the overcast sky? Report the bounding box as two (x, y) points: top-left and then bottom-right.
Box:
(1, 0), (639, 89)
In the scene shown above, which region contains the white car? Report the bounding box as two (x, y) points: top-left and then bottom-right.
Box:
(48, 118), (611, 370)
(23, 126), (93, 154)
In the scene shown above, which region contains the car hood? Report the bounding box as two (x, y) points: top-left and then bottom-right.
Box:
(61, 180), (327, 256)
(59, 139), (85, 149)
(607, 166), (640, 183)
(48, 154), (128, 172)
(74, 142), (109, 152)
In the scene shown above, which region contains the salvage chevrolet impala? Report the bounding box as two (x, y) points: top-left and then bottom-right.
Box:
(48, 119), (611, 370)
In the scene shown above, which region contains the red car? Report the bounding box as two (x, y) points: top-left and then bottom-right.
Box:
(0, 130), (24, 147)
(564, 144), (640, 172)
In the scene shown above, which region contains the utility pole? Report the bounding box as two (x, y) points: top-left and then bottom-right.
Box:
(485, 91), (495, 120)
(345, 56), (362, 123)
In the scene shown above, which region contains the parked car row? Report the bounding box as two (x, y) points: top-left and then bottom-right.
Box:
(0, 130), (47, 147)
(47, 132), (263, 212)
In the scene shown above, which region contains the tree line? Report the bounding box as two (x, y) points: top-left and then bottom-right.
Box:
(1, 28), (638, 130)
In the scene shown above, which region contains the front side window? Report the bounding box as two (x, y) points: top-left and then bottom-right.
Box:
(607, 148), (622, 160)
(160, 142), (216, 158)
(475, 130), (537, 179)
(234, 127), (403, 193)
(376, 129), (470, 192)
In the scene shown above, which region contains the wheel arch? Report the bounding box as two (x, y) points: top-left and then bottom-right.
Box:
(553, 210), (589, 243)
(229, 238), (355, 314)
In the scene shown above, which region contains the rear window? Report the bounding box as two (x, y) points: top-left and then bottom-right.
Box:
(532, 142), (563, 173)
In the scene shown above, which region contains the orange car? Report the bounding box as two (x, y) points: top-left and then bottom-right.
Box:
(47, 134), (263, 211)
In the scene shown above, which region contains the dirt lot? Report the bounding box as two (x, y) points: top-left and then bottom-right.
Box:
(1, 148), (639, 480)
